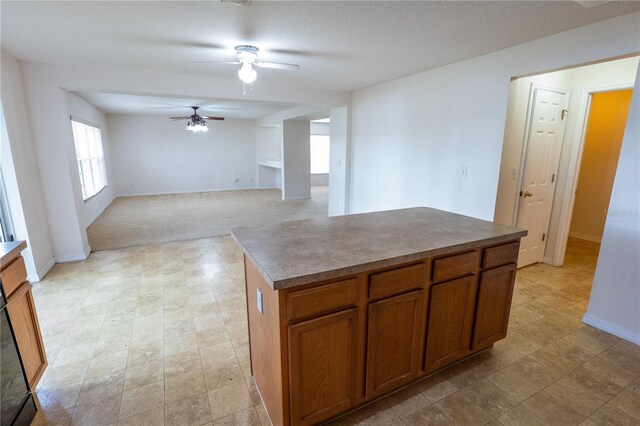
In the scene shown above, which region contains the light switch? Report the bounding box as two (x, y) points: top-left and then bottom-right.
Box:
(256, 289), (263, 314)
(512, 167), (519, 179)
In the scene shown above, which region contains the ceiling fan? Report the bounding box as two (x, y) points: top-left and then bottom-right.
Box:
(193, 45), (300, 91)
(170, 106), (224, 133)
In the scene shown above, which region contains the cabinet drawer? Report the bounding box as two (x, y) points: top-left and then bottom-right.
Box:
(369, 263), (426, 300)
(432, 251), (477, 283)
(1, 256), (27, 298)
(287, 278), (359, 322)
(483, 242), (519, 269)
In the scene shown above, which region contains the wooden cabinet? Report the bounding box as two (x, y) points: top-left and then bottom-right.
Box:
(243, 239), (523, 425)
(288, 308), (359, 426)
(472, 264), (517, 351)
(1, 242), (47, 390)
(424, 275), (477, 373)
(366, 290), (426, 398)
(6, 282), (47, 388)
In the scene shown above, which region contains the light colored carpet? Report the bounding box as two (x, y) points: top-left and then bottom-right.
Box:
(87, 187), (328, 251)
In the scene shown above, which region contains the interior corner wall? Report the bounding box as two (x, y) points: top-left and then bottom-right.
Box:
(0, 50), (54, 280)
(108, 115), (257, 196)
(494, 56), (639, 261)
(20, 61), (90, 262)
(584, 69), (640, 344)
(349, 12), (640, 221)
(66, 93), (116, 228)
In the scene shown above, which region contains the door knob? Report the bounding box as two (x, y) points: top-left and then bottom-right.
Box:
(521, 191), (533, 198)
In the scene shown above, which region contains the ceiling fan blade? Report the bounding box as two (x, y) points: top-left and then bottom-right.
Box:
(255, 61), (300, 70)
(169, 117), (190, 120)
(204, 117), (225, 121)
(191, 60), (241, 65)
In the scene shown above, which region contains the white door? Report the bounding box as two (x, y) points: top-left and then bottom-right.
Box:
(516, 86), (569, 268)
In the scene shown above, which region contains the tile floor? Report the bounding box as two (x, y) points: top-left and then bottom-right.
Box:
(29, 237), (639, 425)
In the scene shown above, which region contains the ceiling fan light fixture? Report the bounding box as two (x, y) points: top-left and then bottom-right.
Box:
(186, 120), (208, 133)
(238, 61), (257, 83)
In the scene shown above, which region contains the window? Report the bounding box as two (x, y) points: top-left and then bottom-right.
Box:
(71, 119), (107, 201)
(310, 135), (330, 174)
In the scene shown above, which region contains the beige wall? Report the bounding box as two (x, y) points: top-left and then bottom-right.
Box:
(569, 90), (632, 242)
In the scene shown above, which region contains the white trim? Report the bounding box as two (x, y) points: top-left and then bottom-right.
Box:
(118, 186), (260, 197)
(54, 245), (91, 263)
(27, 257), (55, 282)
(568, 231), (602, 243)
(281, 195), (311, 201)
(551, 82), (634, 266)
(85, 194), (116, 228)
(583, 313), (640, 345)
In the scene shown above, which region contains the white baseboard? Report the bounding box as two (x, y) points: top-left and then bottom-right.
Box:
(569, 231), (602, 243)
(118, 186), (259, 197)
(85, 195), (116, 228)
(583, 313), (640, 345)
(54, 245), (90, 263)
(27, 257), (55, 283)
(281, 195), (312, 201)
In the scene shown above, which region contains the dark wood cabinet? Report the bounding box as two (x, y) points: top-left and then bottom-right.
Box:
(472, 264), (517, 351)
(288, 308), (359, 426)
(366, 290), (426, 398)
(424, 275), (477, 373)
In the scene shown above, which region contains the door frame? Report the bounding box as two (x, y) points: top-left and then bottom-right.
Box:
(514, 83), (570, 266)
(550, 82), (634, 266)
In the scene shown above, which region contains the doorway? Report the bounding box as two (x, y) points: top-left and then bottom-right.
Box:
(494, 55), (639, 269)
(568, 89), (633, 244)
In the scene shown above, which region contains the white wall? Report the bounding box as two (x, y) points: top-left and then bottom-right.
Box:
(328, 106), (351, 216)
(0, 50), (54, 280)
(282, 120), (311, 200)
(66, 93), (117, 228)
(584, 69), (640, 344)
(350, 13), (640, 220)
(108, 115), (257, 195)
(494, 57), (639, 262)
(20, 62), (91, 262)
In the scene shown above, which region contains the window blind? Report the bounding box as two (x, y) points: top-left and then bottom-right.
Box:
(71, 119), (107, 200)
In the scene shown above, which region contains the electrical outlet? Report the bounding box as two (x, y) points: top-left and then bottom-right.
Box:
(256, 289), (263, 314)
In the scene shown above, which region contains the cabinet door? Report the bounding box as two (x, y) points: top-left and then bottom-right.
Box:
(366, 290), (425, 398)
(472, 264), (516, 351)
(6, 282), (47, 388)
(288, 308), (358, 426)
(424, 275), (476, 373)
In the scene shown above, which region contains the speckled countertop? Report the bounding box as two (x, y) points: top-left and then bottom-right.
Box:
(231, 207), (527, 290)
(0, 241), (26, 268)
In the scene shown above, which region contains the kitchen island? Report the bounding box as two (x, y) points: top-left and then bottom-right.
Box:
(232, 207), (527, 426)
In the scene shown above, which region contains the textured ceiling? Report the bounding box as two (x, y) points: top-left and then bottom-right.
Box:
(75, 92), (296, 118)
(2, 1), (639, 92)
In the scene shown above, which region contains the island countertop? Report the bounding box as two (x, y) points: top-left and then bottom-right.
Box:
(231, 207), (527, 290)
(0, 240), (27, 268)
